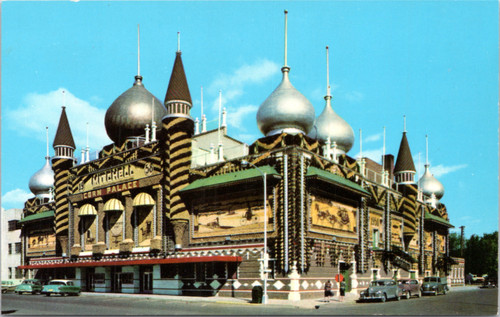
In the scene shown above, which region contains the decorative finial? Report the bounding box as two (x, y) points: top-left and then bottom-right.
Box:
(62, 90), (66, 108)
(326, 46), (331, 97)
(359, 128), (363, 159)
(403, 115), (407, 133)
(218, 90), (222, 144)
(425, 134), (429, 165)
(284, 10), (288, 67)
(137, 24), (141, 77)
(201, 86), (204, 119)
(382, 126), (386, 167)
(46, 126), (49, 158)
(177, 31), (180, 52)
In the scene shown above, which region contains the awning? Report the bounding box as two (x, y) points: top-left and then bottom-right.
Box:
(18, 255), (242, 269)
(180, 165), (280, 193)
(133, 192), (155, 207)
(103, 198), (124, 212)
(78, 204), (97, 216)
(306, 166), (370, 196)
(18, 210), (54, 224)
(425, 212), (454, 228)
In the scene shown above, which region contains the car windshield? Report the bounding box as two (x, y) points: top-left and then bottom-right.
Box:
(424, 277), (439, 282)
(23, 281), (34, 284)
(371, 281), (386, 286)
(48, 281), (66, 285)
(399, 280), (409, 284)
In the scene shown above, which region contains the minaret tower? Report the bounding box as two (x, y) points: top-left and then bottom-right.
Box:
(162, 32), (194, 250)
(52, 95), (76, 257)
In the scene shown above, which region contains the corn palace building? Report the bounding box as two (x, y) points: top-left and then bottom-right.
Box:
(18, 18), (464, 300)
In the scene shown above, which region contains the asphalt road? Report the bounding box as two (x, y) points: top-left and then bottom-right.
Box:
(1, 287), (497, 315)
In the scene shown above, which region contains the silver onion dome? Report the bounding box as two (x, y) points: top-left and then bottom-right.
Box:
(257, 67), (315, 136)
(308, 96), (354, 154)
(28, 157), (54, 199)
(418, 164), (445, 200)
(105, 76), (167, 144)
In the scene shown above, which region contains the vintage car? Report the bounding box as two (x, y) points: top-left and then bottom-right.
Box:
(41, 280), (81, 296)
(14, 279), (43, 295)
(421, 276), (448, 296)
(398, 279), (421, 299)
(1, 279), (24, 293)
(359, 279), (402, 302)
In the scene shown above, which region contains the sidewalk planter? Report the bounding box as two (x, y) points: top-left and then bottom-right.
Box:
(251, 286), (263, 303)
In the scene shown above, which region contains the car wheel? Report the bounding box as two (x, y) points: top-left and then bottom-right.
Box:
(433, 290), (437, 296)
(417, 291), (421, 298)
(405, 292), (410, 299)
(46, 293), (50, 297)
(443, 288), (447, 295)
(381, 294), (387, 303)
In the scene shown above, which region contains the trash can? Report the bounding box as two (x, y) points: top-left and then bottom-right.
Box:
(251, 285), (263, 303)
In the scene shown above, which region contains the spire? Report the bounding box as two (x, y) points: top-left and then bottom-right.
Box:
(137, 24), (141, 77)
(284, 10), (288, 68)
(326, 46), (331, 98)
(394, 117), (416, 184)
(164, 42), (192, 106)
(53, 105), (76, 149)
(46, 126), (50, 158)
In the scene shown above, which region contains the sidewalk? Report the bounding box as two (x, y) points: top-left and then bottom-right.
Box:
(82, 291), (358, 309)
(82, 285), (477, 309)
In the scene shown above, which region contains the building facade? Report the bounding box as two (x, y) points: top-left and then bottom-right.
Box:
(18, 17), (461, 300)
(1, 208), (23, 280)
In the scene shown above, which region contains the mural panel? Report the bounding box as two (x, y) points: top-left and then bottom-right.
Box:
(310, 195), (357, 234)
(27, 228), (56, 254)
(108, 211), (123, 249)
(79, 216), (97, 251)
(193, 195), (271, 238)
(391, 219), (402, 245)
(137, 207), (154, 246)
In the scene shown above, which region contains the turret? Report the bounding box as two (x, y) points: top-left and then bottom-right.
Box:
(394, 117), (416, 185)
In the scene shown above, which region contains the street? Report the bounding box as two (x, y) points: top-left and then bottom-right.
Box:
(1, 287), (497, 315)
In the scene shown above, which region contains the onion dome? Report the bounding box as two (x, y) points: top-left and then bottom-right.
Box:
(257, 67), (315, 136)
(394, 131), (416, 184)
(308, 96), (354, 154)
(105, 75), (166, 145)
(308, 46), (354, 154)
(418, 164), (445, 200)
(28, 157), (54, 199)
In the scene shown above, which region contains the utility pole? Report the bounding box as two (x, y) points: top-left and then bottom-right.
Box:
(459, 226), (465, 257)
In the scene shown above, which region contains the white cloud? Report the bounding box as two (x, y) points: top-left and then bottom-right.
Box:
(430, 164), (467, 178)
(344, 90), (364, 103)
(207, 59), (280, 112)
(2, 189), (32, 206)
(353, 147), (383, 162)
(6, 88), (111, 151)
(226, 104), (259, 131)
(364, 133), (382, 143)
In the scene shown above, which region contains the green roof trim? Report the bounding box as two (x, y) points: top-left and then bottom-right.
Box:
(181, 165), (280, 193)
(425, 211), (454, 228)
(306, 166), (370, 196)
(18, 210), (54, 224)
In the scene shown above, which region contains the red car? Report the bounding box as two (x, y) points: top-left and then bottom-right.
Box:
(398, 279), (421, 299)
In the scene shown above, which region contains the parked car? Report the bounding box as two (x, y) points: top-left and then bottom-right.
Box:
(41, 280), (81, 296)
(14, 279), (43, 295)
(421, 276), (448, 296)
(359, 279), (402, 302)
(1, 279), (24, 293)
(398, 279), (421, 299)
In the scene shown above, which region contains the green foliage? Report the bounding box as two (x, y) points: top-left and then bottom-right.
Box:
(462, 231), (498, 278)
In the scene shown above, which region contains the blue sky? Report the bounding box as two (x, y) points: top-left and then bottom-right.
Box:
(1, 1), (498, 238)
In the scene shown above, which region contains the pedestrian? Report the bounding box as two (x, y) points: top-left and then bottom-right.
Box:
(324, 280), (333, 302)
(339, 280), (346, 302)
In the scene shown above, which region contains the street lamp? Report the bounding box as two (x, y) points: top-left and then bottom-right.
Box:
(241, 159), (269, 304)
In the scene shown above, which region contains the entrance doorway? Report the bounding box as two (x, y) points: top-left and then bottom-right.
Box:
(140, 266), (153, 294)
(86, 268), (96, 292)
(111, 267), (122, 293)
(339, 262), (352, 292)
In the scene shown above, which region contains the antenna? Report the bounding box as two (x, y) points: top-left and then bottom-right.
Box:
(425, 134), (429, 165)
(177, 32), (180, 52)
(403, 115), (407, 133)
(218, 90), (222, 145)
(46, 126), (49, 158)
(86, 122), (89, 162)
(201, 86), (204, 119)
(359, 128), (363, 159)
(137, 24), (141, 76)
(326, 46), (331, 96)
(382, 126), (386, 169)
(284, 10), (288, 67)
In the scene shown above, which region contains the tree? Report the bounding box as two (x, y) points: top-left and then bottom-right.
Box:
(463, 231), (498, 279)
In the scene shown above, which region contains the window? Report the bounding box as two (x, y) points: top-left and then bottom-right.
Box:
(160, 264), (177, 279)
(15, 268), (23, 279)
(8, 268), (12, 279)
(15, 242), (22, 254)
(372, 229), (379, 249)
(8, 220), (18, 231)
(120, 273), (134, 284)
(8, 244), (12, 255)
